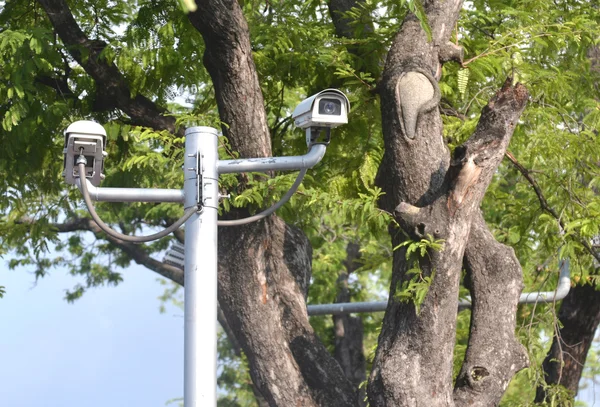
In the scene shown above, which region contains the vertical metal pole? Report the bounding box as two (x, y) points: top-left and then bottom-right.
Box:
(183, 126), (219, 406)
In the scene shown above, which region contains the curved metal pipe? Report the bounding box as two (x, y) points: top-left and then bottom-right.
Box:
(517, 259), (571, 304)
(306, 260), (571, 316)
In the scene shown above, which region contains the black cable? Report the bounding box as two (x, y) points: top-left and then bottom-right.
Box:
(78, 161), (196, 243)
(217, 169), (307, 226)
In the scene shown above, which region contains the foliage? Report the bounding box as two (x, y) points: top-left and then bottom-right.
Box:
(393, 235), (445, 314)
(1, 0), (599, 404)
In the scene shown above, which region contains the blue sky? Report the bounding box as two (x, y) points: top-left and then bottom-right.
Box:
(0, 262), (184, 407)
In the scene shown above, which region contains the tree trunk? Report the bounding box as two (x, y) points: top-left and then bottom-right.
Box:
(454, 212), (528, 406)
(535, 285), (600, 402)
(218, 220), (357, 406)
(188, 2), (359, 405)
(369, 1), (529, 404)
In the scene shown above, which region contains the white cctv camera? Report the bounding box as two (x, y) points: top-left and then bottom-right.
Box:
(63, 120), (107, 187)
(292, 89), (350, 129)
(292, 89), (350, 146)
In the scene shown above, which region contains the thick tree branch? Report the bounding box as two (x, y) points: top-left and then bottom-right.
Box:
(453, 211), (529, 407)
(187, 1), (271, 158)
(36, 0), (179, 134)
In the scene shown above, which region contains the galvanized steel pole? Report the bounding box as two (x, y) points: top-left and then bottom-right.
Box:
(183, 127), (219, 406)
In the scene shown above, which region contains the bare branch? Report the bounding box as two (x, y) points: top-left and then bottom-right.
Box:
(505, 151), (600, 263)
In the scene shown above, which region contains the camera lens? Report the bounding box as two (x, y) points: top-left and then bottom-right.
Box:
(323, 102), (337, 114)
(318, 98), (341, 116)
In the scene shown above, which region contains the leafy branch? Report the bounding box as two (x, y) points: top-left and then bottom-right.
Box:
(393, 234), (445, 314)
(463, 22), (586, 67)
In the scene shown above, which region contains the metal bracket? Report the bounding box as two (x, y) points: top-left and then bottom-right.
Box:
(187, 152), (204, 211)
(196, 153), (203, 209)
(306, 127), (331, 147)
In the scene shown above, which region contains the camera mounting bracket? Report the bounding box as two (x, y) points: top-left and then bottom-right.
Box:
(306, 127), (331, 147)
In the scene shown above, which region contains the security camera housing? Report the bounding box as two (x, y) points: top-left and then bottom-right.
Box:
(292, 89), (350, 130)
(63, 120), (107, 187)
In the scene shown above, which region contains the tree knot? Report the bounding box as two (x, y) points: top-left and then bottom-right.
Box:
(393, 65), (441, 140)
(470, 366), (490, 382)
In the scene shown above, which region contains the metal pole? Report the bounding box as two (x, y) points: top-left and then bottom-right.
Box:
(184, 126), (219, 406)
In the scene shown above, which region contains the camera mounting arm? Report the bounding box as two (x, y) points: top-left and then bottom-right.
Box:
(217, 143), (326, 174)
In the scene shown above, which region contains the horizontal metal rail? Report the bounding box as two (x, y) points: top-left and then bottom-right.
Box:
(77, 179), (184, 203)
(306, 259), (571, 316)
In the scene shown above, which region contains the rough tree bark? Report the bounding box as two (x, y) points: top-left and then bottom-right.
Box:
(369, 0), (529, 405)
(454, 212), (528, 405)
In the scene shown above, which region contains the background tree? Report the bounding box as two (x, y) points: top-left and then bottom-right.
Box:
(1, 0), (599, 406)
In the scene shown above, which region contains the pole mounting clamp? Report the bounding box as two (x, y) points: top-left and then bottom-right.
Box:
(196, 153), (203, 209)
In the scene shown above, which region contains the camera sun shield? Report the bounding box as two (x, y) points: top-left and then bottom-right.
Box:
(62, 120), (107, 187)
